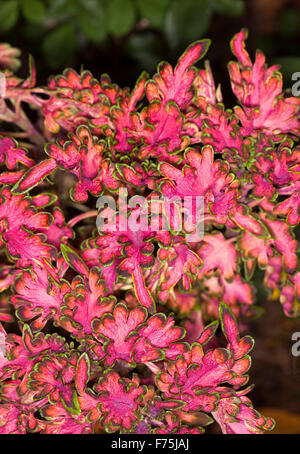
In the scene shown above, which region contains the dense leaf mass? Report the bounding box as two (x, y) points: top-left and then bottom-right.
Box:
(0, 29), (298, 433)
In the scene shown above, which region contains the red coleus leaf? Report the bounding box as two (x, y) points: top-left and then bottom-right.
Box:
(197, 232), (237, 280)
(92, 303), (147, 366)
(41, 401), (92, 434)
(212, 392), (275, 434)
(125, 40), (210, 161)
(158, 242), (202, 292)
(147, 40), (210, 109)
(83, 207), (157, 312)
(60, 267), (115, 340)
(28, 352), (78, 405)
(160, 145), (238, 224)
(220, 303), (254, 361)
(94, 372), (146, 432)
(156, 305), (253, 411)
(0, 187), (55, 266)
(12, 261), (70, 331)
(156, 344), (230, 413)
(0, 403), (26, 434)
(229, 29), (300, 136)
(274, 191), (300, 226)
(240, 212), (297, 273)
(43, 68), (125, 134)
(0, 324), (67, 398)
(0, 137), (34, 169)
(13, 125), (119, 201)
(133, 313), (185, 363)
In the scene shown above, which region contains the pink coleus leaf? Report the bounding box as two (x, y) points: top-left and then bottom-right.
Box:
(61, 243), (89, 276)
(0, 136), (34, 169)
(156, 343), (231, 412)
(37, 206), (73, 249)
(229, 205), (269, 237)
(133, 313), (185, 363)
(59, 267), (115, 340)
(197, 232), (237, 280)
(147, 39), (211, 109)
(229, 29), (300, 136)
(84, 206), (157, 312)
(105, 72), (148, 153)
(0, 43), (21, 71)
(92, 303), (147, 366)
(160, 145), (238, 224)
(197, 320), (219, 346)
(0, 403), (27, 434)
(212, 392), (275, 434)
(220, 275), (254, 315)
(12, 158), (57, 194)
(13, 125), (119, 201)
(239, 230), (269, 269)
(94, 371), (146, 432)
(156, 305), (254, 411)
(127, 40), (210, 161)
(200, 105), (243, 154)
(0, 324), (67, 398)
(220, 303), (254, 361)
(43, 68), (126, 134)
(12, 260), (70, 331)
(0, 187), (55, 266)
(240, 212), (298, 273)
(250, 142), (300, 191)
(158, 242), (202, 292)
(28, 352), (78, 405)
(116, 161), (157, 190)
(75, 353), (90, 396)
(130, 99), (187, 162)
(193, 60), (221, 106)
(279, 282), (300, 317)
(274, 191), (300, 226)
(41, 401), (92, 434)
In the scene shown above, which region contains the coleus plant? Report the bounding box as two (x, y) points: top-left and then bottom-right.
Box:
(0, 28), (299, 434)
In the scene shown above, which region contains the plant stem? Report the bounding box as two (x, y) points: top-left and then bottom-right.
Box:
(68, 210), (98, 228)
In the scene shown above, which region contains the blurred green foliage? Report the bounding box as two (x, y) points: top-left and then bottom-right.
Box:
(256, 5), (300, 89)
(0, 0), (245, 69)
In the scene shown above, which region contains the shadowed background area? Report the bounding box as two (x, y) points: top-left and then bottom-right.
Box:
(0, 0), (299, 94)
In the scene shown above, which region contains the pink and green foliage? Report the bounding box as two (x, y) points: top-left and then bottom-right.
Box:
(0, 28), (299, 434)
